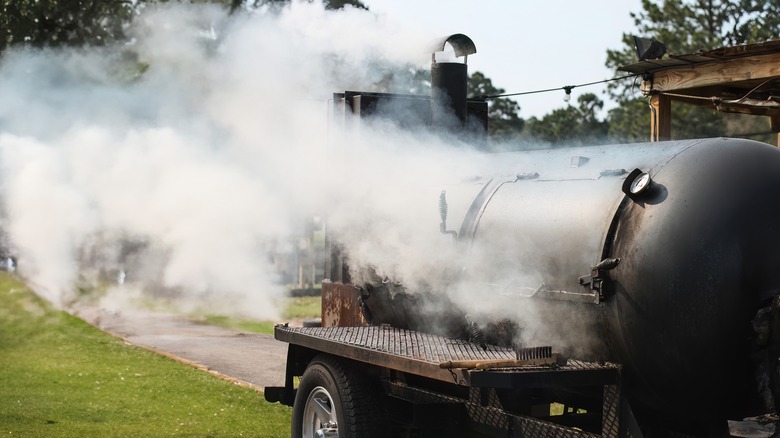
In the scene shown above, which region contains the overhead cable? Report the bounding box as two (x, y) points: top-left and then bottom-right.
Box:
(475, 73), (640, 100)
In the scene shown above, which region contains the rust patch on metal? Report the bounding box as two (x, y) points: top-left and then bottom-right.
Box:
(321, 281), (367, 327)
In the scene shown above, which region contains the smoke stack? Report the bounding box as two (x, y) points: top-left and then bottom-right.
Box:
(431, 34), (476, 128)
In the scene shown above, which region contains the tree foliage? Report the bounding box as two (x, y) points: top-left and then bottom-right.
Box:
(602, 0), (779, 142)
(0, 0), (368, 53)
(234, 0), (367, 12)
(606, 0), (780, 103)
(0, 0), (137, 53)
(321, 0), (367, 9)
(606, 99), (650, 143)
(728, 0), (780, 44)
(525, 93), (609, 146)
(468, 71), (524, 141)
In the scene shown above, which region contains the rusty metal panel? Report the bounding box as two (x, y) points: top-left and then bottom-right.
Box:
(321, 281), (367, 327)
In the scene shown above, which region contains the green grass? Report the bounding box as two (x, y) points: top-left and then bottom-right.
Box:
(0, 273), (292, 437)
(281, 295), (321, 320)
(203, 295), (321, 335)
(200, 315), (278, 335)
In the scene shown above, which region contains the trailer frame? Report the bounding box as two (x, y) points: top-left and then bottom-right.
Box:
(266, 324), (642, 437)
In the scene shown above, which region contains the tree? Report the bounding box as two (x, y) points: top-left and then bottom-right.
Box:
(234, 0), (367, 11)
(722, 0), (780, 46)
(604, 0), (780, 141)
(607, 99), (650, 143)
(606, 94), (725, 143)
(322, 0), (367, 9)
(0, 0), (137, 53)
(468, 71), (524, 141)
(607, 0), (780, 102)
(0, 0), (368, 53)
(525, 93), (609, 146)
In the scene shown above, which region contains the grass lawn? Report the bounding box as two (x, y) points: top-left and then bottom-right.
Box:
(282, 295), (321, 320)
(0, 273), (292, 437)
(204, 295), (321, 335)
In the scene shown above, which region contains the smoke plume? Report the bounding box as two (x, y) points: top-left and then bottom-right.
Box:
(0, 2), (493, 320)
(0, 1), (604, 359)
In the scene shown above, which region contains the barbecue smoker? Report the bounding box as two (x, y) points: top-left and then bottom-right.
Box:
(265, 35), (780, 437)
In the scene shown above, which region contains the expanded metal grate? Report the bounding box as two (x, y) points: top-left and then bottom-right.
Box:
(293, 325), (512, 363)
(278, 326), (618, 373)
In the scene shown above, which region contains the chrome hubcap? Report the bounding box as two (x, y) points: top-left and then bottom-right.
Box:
(302, 386), (338, 438)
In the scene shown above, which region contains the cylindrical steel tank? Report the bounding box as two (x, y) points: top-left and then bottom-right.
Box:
(360, 137), (780, 427)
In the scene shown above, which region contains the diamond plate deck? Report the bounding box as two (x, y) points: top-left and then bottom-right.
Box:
(275, 325), (620, 388)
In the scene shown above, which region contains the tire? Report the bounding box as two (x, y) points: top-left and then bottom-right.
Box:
(291, 354), (388, 438)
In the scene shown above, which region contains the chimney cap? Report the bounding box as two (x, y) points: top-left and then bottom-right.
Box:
(432, 34), (477, 59)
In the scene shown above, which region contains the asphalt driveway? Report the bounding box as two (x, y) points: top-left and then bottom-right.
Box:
(77, 308), (289, 392)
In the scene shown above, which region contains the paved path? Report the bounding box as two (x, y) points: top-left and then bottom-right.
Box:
(76, 308), (290, 392)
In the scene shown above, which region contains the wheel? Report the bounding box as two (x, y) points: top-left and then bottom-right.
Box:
(291, 354), (388, 438)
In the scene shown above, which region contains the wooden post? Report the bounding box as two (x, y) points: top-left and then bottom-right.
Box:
(650, 93), (672, 142)
(771, 115), (780, 147)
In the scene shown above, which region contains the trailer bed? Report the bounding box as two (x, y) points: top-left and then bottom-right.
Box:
(274, 325), (620, 388)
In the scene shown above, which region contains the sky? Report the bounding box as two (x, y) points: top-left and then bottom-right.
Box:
(362, 0), (644, 118)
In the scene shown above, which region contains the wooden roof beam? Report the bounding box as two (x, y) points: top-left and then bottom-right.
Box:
(643, 53), (780, 93)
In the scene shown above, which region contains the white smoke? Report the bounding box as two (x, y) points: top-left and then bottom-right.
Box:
(0, 1), (493, 319)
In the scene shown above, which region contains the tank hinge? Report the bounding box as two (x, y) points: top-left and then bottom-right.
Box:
(578, 257), (621, 301)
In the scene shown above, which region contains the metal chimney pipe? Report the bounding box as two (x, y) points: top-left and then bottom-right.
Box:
(430, 34), (477, 128)
(431, 62), (468, 125)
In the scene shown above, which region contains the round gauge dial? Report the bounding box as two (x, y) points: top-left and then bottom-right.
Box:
(630, 172), (651, 194)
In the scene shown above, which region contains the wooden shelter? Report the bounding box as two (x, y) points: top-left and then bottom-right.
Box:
(620, 40), (780, 144)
